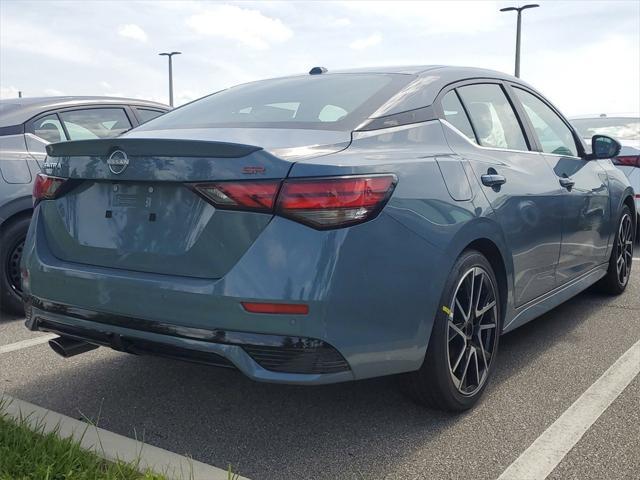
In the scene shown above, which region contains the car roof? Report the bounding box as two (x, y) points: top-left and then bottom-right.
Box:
(321, 65), (531, 117)
(327, 65), (517, 79)
(0, 96), (170, 128)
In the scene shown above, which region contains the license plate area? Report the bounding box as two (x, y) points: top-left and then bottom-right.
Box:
(75, 181), (209, 250)
(108, 183), (155, 211)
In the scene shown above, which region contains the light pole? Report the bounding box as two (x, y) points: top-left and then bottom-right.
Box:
(158, 51), (181, 107)
(500, 4), (539, 78)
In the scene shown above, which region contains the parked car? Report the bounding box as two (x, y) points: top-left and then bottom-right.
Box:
(0, 96), (169, 314)
(571, 114), (639, 240)
(21, 67), (635, 411)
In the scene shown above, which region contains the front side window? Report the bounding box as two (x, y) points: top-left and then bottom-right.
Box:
(59, 108), (132, 140)
(32, 114), (67, 143)
(457, 84), (528, 151)
(514, 88), (578, 157)
(136, 74), (411, 132)
(441, 90), (476, 142)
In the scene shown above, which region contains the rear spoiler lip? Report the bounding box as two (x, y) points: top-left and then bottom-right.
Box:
(45, 138), (263, 158)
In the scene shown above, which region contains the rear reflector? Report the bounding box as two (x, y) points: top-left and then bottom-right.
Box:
(242, 302), (309, 315)
(613, 155), (640, 167)
(192, 181), (281, 212)
(33, 173), (67, 203)
(191, 174), (397, 229)
(277, 175), (397, 229)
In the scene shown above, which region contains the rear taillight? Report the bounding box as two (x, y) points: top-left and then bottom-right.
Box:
(277, 175), (397, 229)
(33, 173), (67, 203)
(192, 174), (397, 229)
(613, 155), (640, 167)
(192, 181), (281, 212)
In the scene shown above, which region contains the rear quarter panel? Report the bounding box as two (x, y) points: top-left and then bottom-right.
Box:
(286, 121), (510, 377)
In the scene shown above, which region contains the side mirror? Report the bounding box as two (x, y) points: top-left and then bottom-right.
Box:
(589, 134), (621, 160)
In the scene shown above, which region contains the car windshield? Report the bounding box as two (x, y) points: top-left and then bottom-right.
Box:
(571, 117), (640, 141)
(136, 73), (411, 132)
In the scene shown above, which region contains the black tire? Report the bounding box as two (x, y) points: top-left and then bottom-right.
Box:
(399, 250), (501, 412)
(0, 216), (30, 315)
(597, 205), (635, 295)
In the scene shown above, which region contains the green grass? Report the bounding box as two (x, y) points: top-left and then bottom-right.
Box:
(0, 405), (166, 480)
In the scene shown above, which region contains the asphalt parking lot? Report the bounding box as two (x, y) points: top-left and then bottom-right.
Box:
(1, 267), (639, 480)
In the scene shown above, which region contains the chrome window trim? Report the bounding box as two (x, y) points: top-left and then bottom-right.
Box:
(353, 119), (438, 139)
(537, 151), (583, 160)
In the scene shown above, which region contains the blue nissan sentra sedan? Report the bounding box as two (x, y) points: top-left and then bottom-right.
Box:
(21, 66), (635, 411)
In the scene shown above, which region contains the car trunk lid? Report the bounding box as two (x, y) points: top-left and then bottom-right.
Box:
(40, 132), (349, 278)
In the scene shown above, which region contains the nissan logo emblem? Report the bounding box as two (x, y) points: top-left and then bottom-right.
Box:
(107, 150), (129, 175)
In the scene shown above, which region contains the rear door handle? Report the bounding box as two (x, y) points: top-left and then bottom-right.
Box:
(559, 176), (575, 190)
(481, 174), (507, 187)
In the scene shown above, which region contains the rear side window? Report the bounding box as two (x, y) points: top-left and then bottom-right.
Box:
(59, 108), (132, 140)
(514, 88), (578, 157)
(136, 74), (411, 132)
(441, 91), (476, 142)
(135, 108), (165, 124)
(33, 114), (67, 143)
(457, 84), (529, 151)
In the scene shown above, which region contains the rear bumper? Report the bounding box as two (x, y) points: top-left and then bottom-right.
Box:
(22, 205), (450, 384)
(25, 296), (354, 385)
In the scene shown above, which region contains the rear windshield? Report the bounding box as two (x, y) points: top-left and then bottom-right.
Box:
(572, 117), (640, 141)
(136, 74), (411, 132)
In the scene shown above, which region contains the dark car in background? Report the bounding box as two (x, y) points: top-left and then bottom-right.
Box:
(0, 96), (169, 314)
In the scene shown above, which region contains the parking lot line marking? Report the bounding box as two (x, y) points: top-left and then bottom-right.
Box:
(1, 395), (249, 480)
(0, 334), (58, 355)
(497, 339), (640, 480)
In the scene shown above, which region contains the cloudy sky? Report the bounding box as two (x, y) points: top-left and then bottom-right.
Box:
(1, 0), (639, 116)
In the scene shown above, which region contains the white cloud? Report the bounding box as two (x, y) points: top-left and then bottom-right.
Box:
(0, 86), (20, 100)
(342, 1), (500, 34)
(526, 35), (640, 116)
(100, 81), (112, 90)
(175, 90), (199, 105)
(118, 24), (148, 42)
(350, 33), (382, 50)
(332, 17), (351, 27)
(1, 20), (99, 65)
(186, 5), (292, 50)
(44, 88), (65, 96)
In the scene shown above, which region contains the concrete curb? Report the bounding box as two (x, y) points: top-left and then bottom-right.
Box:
(1, 394), (249, 480)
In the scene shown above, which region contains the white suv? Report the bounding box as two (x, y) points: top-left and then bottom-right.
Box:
(571, 114), (640, 240)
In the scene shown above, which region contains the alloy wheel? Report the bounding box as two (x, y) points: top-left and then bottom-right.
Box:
(616, 213), (634, 287)
(6, 239), (24, 296)
(446, 266), (498, 396)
